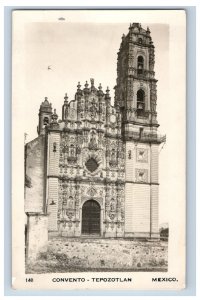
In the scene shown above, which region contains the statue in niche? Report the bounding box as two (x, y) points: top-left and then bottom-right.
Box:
(111, 148), (116, 159)
(99, 103), (103, 114)
(151, 100), (156, 112)
(62, 199), (67, 208)
(109, 148), (118, 167)
(67, 144), (77, 163)
(69, 144), (75, 157)
(90, 99), (97, 118)
(110, 198), (115, 211)
(89, 131), (97, 150)
(68, 196), (74, 209)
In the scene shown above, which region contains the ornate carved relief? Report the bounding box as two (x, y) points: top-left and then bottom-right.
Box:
(136, 148), (148, 162)
(135, 168), (148, 182)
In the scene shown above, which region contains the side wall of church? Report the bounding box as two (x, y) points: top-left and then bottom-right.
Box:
(150, 144), (159, 237)
(124, 141), (159, 237)
(25, 135), (45, 213)
(47, 132), (60, 231)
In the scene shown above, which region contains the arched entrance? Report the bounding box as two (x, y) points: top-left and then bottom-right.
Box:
(82, 200), (101, 235)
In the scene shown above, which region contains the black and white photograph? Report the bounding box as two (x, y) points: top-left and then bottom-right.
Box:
(12, 10), (186, 290)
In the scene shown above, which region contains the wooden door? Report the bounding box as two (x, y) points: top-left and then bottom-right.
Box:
(82, 200), (100, 235)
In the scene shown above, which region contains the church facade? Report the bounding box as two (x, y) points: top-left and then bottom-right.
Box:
(25, 23), (165, 239)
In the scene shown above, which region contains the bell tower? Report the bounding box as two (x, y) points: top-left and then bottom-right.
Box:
(115, 23), (158, 136)
(115, 23), (165, 238)
(37, 97), (52, 135)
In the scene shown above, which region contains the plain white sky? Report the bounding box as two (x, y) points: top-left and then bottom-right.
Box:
(13, 10), (186, 225)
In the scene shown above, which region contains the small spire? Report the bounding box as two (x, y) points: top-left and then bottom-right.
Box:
(90, 78), (94, 86)
(64, 93), (68, 104)
(105, 87), (110, 100)
(85, 81), (89, 88)
(77, 81), (81, 89)
(147, 26), (151, 35)
(98, 83), (104, 97)
(43, 96), (49, 105)
(106, 87), (110, 94)
(83, 80), (90, 95)
(41, 96), (51, 108)
(51, 108), (58, 124)
(76, 82), (82, 96)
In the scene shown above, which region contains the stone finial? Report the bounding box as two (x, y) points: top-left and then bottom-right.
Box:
(146, 26), (151, 35)
(98, 83), (104, 97)
(105, 87), (110, 100)
(83, 80), (90, 95)
(76, 82), (82, 96)
(51, 108), (58, 123)
(64, 93), (68, 104)
(90, 78), (94, 86)
(106, 87), (110, 94)
(43, 97), (50, 106)
(77, 81), (81, 89)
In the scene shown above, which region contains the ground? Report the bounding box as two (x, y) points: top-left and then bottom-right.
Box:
(26, 237), (168, 274)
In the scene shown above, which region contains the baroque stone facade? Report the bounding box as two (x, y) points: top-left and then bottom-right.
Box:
(25, 23), (165, 238)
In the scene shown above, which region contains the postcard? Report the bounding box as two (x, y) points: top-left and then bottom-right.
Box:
(12, 9), (186, 290)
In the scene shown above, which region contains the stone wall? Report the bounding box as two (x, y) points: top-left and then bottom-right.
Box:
(25, 135), (45, 213)
(124, 141), (159, 237)
(26, 213), (48, 262)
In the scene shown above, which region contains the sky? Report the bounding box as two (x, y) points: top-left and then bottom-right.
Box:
(13, 10), (186, 225)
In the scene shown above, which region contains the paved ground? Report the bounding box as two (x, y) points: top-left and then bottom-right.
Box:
(26, 237), (168, 274)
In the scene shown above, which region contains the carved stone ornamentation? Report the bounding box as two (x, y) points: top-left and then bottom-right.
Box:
(26, 23), (164, 239)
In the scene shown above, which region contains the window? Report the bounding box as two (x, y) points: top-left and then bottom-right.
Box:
(43, 117), (49, 125)
(53, 142), (57, 152)
(138, 38), (143, 44)
(137, 89), (145, 116)
(137, 56), (144, 75)
(85, 158), (99, 173)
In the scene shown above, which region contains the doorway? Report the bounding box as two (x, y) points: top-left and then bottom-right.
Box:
(82, 200), (100, 235)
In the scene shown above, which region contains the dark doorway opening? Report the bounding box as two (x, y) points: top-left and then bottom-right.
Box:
(82, 200), (100, 235)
